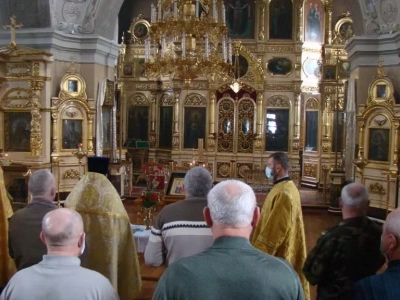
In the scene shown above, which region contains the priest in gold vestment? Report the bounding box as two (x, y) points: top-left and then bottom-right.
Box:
(0, 167), (16, 289)
(251, 152), (310, 299)
(65, 172), (141, 300)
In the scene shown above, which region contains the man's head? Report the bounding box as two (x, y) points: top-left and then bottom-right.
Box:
(340, 182), (369, 217)
(183, 167), (213, 197)
(381, 208), (400, 261)
(266, 152), (290, 181)
(204, 180), (259, 238)
(40, 208), (85, 257)
(28, 169), (56, 201)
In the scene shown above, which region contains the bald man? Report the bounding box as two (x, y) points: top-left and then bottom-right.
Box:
(353, 207), (400, 300)
(1, 208), (118, 300)
(8, 169), (58, 270)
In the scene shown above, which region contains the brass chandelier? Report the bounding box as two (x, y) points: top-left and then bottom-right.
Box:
(144, 0), (233, 84)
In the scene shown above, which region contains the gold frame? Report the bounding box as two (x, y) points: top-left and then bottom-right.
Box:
(266, 57), (294, 77)
(337, 59), (351, 79)
(129, 18), (150, 43)
(333, 16), (354, 44)
(322, 65), (337, 81)
(61, 74), (86, 98)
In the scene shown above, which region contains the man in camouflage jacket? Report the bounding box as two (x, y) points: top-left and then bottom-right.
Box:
(303, 182), (385, 300)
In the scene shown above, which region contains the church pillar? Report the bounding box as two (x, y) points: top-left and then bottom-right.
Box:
(87, 114), (95, 154)
(207, 90), (216, 152)
(254, 92), (263, 153)
(172, 89), (181, 150)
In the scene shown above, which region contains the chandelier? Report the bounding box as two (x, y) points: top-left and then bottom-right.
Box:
(230, 40), (242, 93)
(143, 0), (233, 84)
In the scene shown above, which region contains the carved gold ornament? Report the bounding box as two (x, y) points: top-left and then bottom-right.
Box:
(63, 169), (80, 179)
(368, 183), (386, 195)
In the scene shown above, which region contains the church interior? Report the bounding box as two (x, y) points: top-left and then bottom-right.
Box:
(1, 0), (400, 298)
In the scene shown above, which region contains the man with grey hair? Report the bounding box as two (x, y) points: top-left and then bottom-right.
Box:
(8, 169), (58, 270)
(353, 207), (400, 299)
(303, 182), (385, 300)
(145, 166), (213, 266)
(153, 180), (305, 300)
(1, 208), (118, 300)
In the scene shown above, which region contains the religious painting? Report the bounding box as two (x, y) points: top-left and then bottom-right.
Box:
(159, 106), (173, 148)
(303, 58), (321, 78)
(304, 0), (324, 43)
(265, 109), (289, 152)
(4, 112), (31, 152)
(131, 20), (150, 40)
(68, 80), (78, 93)
(337, 59), (351, 79)
(231, 54), (249, 77)
(269, 0), (293, 40)
(184, 107), (206, 149)
(332, 111), (344, 153)
(368, 128), (389, 162)
(305, 111), (318, 151)
(166, 172), (187, 195)
(123, 64), (133, 76)
(102, 108), (111, 150)
(323, 65), (337, 81)
(7, 177), (28, 203)
(267, 57), (293, 76)
(376, 84), (387, 99)
(127, 106), (149, 141)
(133, 58), (145, 78)
(224, 0), (255, 39)
(338, 21), (354, 41)
(62, 119), (83, 149)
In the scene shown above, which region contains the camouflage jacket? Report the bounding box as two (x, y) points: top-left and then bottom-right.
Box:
(303, 216), (385, 300)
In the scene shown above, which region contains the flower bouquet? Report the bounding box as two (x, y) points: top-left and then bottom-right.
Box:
(141, 190), (159, 208)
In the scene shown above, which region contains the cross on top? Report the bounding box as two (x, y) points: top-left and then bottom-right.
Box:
(3, 16), (23, 48)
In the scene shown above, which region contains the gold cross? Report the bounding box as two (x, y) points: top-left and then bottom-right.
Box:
(3, 16), (23, 48)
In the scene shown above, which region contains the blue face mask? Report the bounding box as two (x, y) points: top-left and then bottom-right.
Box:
(265, 167), (274, 179)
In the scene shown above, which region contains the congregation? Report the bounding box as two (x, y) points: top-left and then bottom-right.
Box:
(0, 152), (399, 300)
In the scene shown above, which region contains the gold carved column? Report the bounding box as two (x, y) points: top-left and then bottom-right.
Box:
(207, 91), (216, 152)
(51, 112), (58, 152)
(87, 114), (94, 152)
(172, 89), (181, 150)
(296, 0), (304, 41)
(150, 91), (156, 132)
(258, 1), (265, 41)
(322, 94), (332, 152)
(325, 0), (333, 44)
(292, 93), (301, 151)
(29, 80), (44, 157)
(149, 91), (157, 148)
(255, 92), (263, 152)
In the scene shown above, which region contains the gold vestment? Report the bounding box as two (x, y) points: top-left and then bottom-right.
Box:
(65, 172), (141, 300)
(251, 180), (310, 300)
(0, 167), (16, 287)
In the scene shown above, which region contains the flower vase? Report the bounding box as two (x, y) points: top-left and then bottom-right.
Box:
(143, 207), (153, 230)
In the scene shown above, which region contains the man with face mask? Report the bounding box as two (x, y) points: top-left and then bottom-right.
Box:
(0, 208), (118, 300)
(353, 207), (400, 300)
(251, 152), (310, 299)
(303, 182), (385, 300)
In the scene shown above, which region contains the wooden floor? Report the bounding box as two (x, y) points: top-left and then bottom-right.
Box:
(124, 201), (341, 300)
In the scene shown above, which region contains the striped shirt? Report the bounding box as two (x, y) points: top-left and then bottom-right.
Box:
(144, 196), (213, 266)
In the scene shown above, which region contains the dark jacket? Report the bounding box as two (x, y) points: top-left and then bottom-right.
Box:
(8, 199), (57, 270)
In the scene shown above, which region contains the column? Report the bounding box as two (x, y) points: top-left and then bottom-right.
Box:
(150, 91), (157, 132)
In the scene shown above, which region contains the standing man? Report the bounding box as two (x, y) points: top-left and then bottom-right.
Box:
(153, 179), (304, 300)
(251, 152), (310, 299)
(353, 207), (400, 300)
(8, 169), (57, 270)
(1, 208), (118, 300)
(145, 167), (213, 266)
(303, 182), (385, 299)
